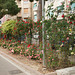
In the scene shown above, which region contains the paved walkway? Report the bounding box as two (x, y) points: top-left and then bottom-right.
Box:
(56, 66), (75, 75)
(0, 54), (29, 75)
(0, 51), (44, 75)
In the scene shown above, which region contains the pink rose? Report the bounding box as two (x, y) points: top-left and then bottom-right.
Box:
(67, 5), (69, 7)
(52, 59), (54, 61)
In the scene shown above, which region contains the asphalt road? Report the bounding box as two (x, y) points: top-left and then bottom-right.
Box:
(0, 54), (29, 75)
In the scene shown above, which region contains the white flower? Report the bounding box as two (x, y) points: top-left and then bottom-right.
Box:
(69, 47), (72, 50)
(71, 52), (74, 55)
(11, 49), (14, 53)
(69, 32), (72, 35)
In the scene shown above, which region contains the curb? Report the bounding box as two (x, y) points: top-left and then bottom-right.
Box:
(45, 72), (57, 75)
(56, 66), (75, 75)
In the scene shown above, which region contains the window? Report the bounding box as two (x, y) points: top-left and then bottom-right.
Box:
(57, 6), (64, 10)
(50, 11), (53, 17)
(33, 3), (37, 8)
(24, 0), (28, 3)
(19, 8), (21, 12)
(24, 8), (28, 13)
(71, 3), (75, 10)
(34, 14), (37, 20)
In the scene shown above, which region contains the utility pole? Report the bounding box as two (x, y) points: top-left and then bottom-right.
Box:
(42, 0), (45, 67)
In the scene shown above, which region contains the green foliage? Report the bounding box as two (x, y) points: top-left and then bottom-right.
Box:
(34, 20), (42, 31)
(29, 0), (34, 2)
(70, 0), (75, 5)
(0, 0), (75, 70)
(29, 0), (48, 2)
(46, 3), (54, 18)
(12, 20), (30, 36)
(5, 0), (20, 15)
(0, 0), (20, 18)
(2, 20), (16, 34)
(47, 51), (59, 68)
(46, 1), (65, 18)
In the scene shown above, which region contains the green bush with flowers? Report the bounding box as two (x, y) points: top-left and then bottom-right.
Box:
(12, 19), (33, 43)
(0, 1), (75, 69)
(24, 44), (43, 60)
(2, 20), (16, 39)
(43, 14), (75, 68)
(0, 14), (75, 69)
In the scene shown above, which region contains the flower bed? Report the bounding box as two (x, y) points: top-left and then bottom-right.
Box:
(0, 39), (43, 60)
(0, 12), (75, 70)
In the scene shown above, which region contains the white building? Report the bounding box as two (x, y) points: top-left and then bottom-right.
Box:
(33, 0), (75, 21)
(16, 0), (33, 20)
(45, 0), (75, 20)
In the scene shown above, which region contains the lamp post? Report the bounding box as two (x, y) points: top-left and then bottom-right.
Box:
(42, 0), (45, 66)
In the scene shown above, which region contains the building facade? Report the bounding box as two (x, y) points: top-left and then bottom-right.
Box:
(32, 0), (55, 21)
(32, 0), (38, 22)
(45, 0), (75, 20)
(16, 0), (33, 20)
(33, 0), (75, 21)
(0, 0), (75, 24)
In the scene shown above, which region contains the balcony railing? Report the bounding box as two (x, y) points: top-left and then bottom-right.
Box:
(23, 13), (29, 17)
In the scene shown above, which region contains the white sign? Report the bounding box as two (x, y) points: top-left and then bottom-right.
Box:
(33, 35), (39, 39)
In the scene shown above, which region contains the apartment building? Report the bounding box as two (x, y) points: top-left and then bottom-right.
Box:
(33, 0), (75, 21)
(45, 0), (64, 19)
(32, 0), (55, 21)
(16, 0), (33, 20)
(46, 0), (75, 19)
